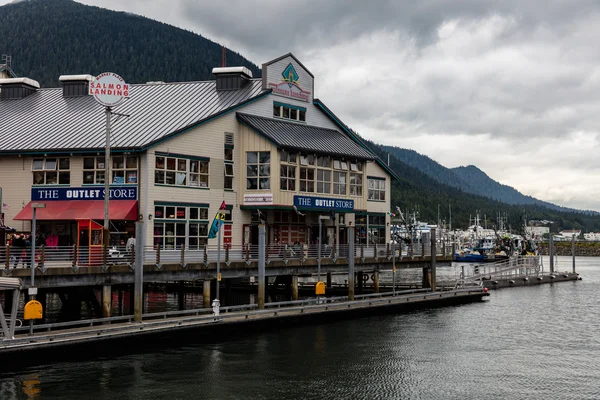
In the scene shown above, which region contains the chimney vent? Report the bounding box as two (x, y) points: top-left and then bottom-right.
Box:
(212, 67), (253, 91)
(0, 77), (40, 100)
(59, 74), (93, 97)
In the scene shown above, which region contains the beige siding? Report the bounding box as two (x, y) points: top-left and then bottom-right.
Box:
(365, 161), (392, 242)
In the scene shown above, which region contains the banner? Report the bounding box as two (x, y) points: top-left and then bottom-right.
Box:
(208, 201), (227, 239)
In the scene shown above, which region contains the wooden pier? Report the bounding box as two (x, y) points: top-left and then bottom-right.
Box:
(0, 287), (488, 367)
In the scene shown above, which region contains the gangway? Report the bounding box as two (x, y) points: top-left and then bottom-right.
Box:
(456, 256), (541, 288)
(0, 277), (22, 340)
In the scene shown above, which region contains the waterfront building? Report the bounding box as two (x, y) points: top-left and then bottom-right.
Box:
(0, 53), (397, 250)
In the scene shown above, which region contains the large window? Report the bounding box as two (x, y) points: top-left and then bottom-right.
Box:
(224, 133), (234, 190)
(83, 156), (137, 185)
(153, 204), (209, 249)
(367, 178), (386, 201)
(246, 151), (270, 190)
(333, 171), (347, 195)
(273, 102), (306, 122)
(32, 157), (70, 185)
(280, 165), (296, 191)
(155, 155), (209, 188)
(316, 169), (331, 194)
(350, 173), (363, 196)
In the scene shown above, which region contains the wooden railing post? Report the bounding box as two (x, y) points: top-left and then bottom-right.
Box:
(5, 245), (10, 269)
(71, 244), (78, 268)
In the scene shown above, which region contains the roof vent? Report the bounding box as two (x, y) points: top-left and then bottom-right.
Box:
(212, 67), (253, 91)
(0, 77), (40, 100)
(59, 74), (93, 97)
(146, 81), (165, 85)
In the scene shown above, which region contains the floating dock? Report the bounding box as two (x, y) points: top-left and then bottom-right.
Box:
(0, 287), (488, 368)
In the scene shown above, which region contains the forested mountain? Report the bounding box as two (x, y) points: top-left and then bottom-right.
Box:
(2, 0), (598, 232)
(368, 141), (600, 232)
(0, 0), (261, 87)
(380, 146), (587, 215)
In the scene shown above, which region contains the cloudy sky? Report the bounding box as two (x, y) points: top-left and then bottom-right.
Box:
(4, 0), (600, 211)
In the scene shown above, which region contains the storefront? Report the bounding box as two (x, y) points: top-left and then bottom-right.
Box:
(14, 186), (138, 248)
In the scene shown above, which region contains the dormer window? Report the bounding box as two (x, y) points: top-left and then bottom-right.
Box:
(273, 101), (306, 122)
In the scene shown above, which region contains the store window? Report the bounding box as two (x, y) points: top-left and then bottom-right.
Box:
(367, 177), (386, 201)
(153, 203), (210, 249)
(333, 171), (347, 195)
(224, 133), (234, 190)
(316, 169), (331, 194)
(83, 156), (138, 185)
(350, 173), (363, 196)
(273, 102), (306, 122)
(246, 151), (270, 190)
(155, 154), (209, 188)
(32, 157), (70, 185)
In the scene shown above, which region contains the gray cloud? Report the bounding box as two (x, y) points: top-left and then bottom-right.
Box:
(2, 0), (600, 210)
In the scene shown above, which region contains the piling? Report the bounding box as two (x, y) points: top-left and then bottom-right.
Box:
(572, 235), (576, 273)
(291, 275), (299, 300)
(102, 285), (111, 318)
(348, 226), (355, 301)
(203, 280), (211, 308)
(430, 228), (437, 291)
(373, 271), (380, 293)
(549, 234), (555, 273)
(257, 224), (266, 309)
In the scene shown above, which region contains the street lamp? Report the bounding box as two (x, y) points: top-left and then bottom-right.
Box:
(30, 202), (45, 334)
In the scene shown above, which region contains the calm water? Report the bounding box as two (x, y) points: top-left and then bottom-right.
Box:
(1, 256), (599, 399)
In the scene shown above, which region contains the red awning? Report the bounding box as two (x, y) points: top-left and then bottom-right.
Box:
(14, 200), (138, 221)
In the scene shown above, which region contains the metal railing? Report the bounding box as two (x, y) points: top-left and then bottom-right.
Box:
(457, 256), (542, 286)
(0, 241), (451, 270)
(7, 287), (485, 336)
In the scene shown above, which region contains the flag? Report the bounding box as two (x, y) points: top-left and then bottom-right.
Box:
(208, 201), (227, 239)
(2, 203), (9, 209)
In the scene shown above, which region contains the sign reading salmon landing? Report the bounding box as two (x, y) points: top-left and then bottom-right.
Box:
(89, 72), (129, 107)
(32, 187), (137, 201)
(294, 195), (354, 211)
(269, 63), (311, 102)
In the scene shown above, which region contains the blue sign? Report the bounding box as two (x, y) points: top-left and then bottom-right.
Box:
(293, 195), (354, 211)
(31, 186), (138, 201)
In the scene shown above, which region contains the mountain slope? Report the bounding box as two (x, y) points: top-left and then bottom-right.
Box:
(379, 145), (592, 214)
(0, 0), (261, 87)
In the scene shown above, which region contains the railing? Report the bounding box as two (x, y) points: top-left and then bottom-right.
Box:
(457, 256), (542, 286)
(6, 287), (487, 336)
(0, 241), (451, 270)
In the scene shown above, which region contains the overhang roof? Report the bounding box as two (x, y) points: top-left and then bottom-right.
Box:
(236, 113), (376, 160)
(0, 79), (268, 153)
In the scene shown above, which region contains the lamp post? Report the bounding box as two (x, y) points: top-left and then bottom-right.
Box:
(104, 106), (112, 246)
(30, 202), (45, 334)
(317, 215), (330, 282)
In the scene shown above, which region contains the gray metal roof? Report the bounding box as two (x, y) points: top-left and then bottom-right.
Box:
(236, 113), (376, 160)
(0, 79), (268, 153)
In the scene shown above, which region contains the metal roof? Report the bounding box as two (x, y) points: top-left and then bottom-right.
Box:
(236, 113), (376, 160)
(0, 79), (268, 153)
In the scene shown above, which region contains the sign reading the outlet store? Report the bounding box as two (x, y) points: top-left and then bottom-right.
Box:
(293, 195), (354, 211)
(31, 187), (138, 201)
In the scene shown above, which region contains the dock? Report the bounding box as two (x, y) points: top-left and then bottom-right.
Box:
(0, 287), (488, 367)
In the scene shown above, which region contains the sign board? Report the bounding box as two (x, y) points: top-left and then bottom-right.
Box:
(293, 195), (354, 211)
(90, 72), (129, 107)
(244, 194), (273, 206)
(32, 186), (137, 201)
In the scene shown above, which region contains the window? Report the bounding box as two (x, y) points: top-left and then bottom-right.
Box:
(368, 178), (386, 201)
(155, 155), (209, 188)
(280, 165), (296, 191)
(333, 171), (347, 195)
(280, 149), (297, 164)
(273, 102), (306, 122)
(316, 169), (331, 194)
(83, 156), (137, 185)
(112, 155), (138, 184)
(153, 204), (210, 249)
(300, 167), (315, 192)
(350, 173), (363, 196)
(32, 157), (70, 185)
(246, 151), (270, 190)
(224, 133), (234, 190)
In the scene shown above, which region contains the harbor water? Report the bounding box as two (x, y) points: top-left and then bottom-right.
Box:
(1, 256), (599, 399)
